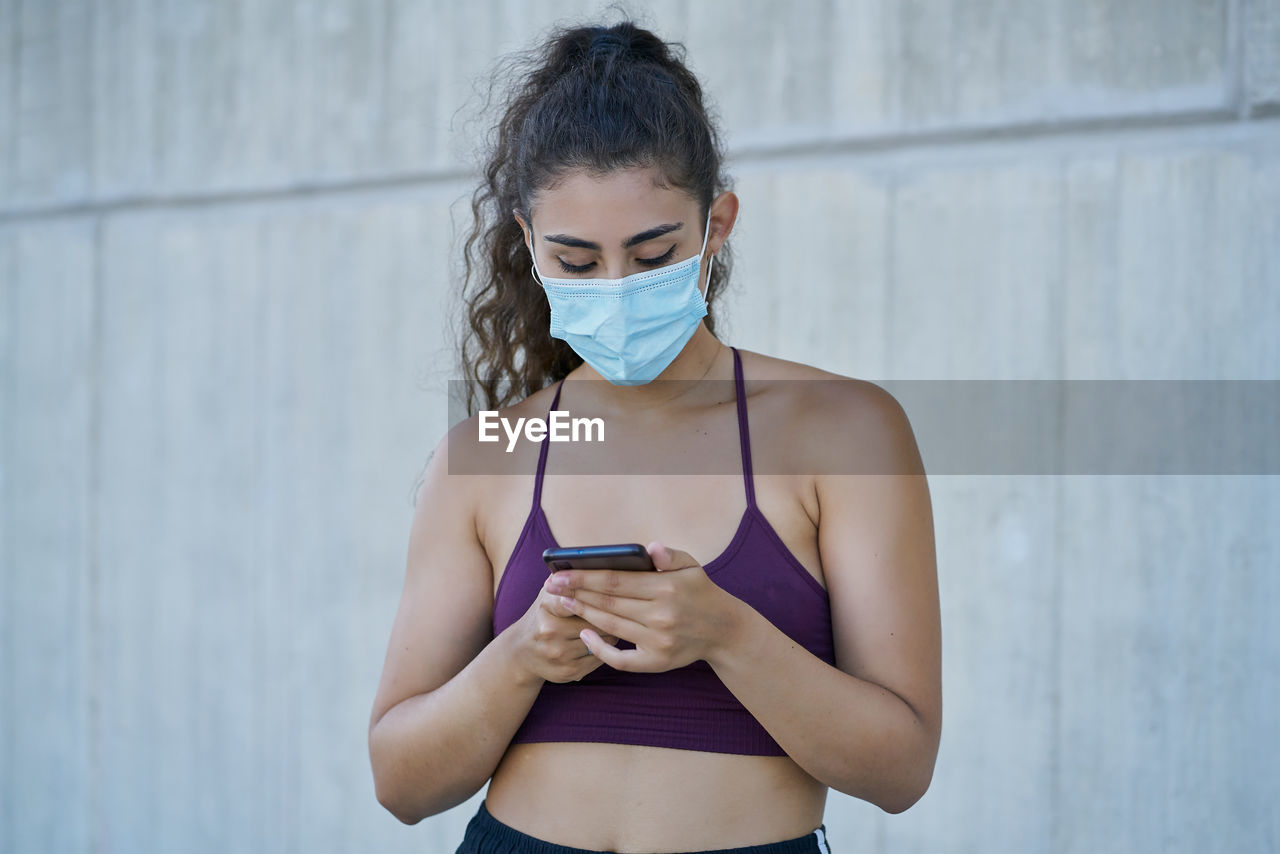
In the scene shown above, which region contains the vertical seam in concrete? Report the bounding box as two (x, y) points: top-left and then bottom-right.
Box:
(1, 192), (16, 854)
(257, 218), (273, 854)
(2, 7), (22, 847)
(766, 173), (779, 354)
(86, 0), (96, 198)
(85, 6), (101, 839)
(229, 0), (242, 186)
(874, 778), (886, 853)
(885, 0), (897, 127)
(256, 216), (271, 854)
(8, 0), (21, 202)
(820, 0), (835, 137)
(151, 0), (163, 188)
(1054, 158), (1067, 382)
(945, 0), (957, 123)
(265, 221), (295, 854)
(377, 0), (392, 163)
(287, 1), (301, 201)
(883, 171), (897, 379)
(1049, 156), (1066, 854)
(1050, 449), (1064, 853)
(1108, 153), (1121, 382)
(1228, 0), (1247, 119)
(87, 214), (104, 854)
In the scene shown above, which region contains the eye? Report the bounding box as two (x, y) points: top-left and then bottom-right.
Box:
(553, 243), (679, 275)
(637, 245), (677, 266)
(556, 257), (595, 274)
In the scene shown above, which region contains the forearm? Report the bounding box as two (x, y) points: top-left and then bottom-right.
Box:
(707, 602), (936, 814)
(369, 626), (544, 823)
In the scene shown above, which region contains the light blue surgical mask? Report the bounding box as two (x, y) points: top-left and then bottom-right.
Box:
(529, 212), (714, 386)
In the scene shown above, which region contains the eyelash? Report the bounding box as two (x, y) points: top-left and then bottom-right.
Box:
(556, 244), (677, 274)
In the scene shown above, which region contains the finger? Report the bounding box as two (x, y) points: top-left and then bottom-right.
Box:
(561, 596), (651, 646)
(559, 589), (649, 624)
(548, 570), (656, 599)
(573, 620), (620, 645)
(579, 629), (655, 672)
(578, 629), (615, 664)
(539, 589), (579, 619)
(647, 541), (700, 572)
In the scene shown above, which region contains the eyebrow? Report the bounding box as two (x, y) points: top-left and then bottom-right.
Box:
(542, 222), (684, 251)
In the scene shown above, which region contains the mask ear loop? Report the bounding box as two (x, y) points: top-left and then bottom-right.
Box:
(699, 210), (715, 294)
(526, 231), (545, 287)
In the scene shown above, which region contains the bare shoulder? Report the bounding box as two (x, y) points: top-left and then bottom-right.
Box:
(444, 382), (565, 475)
(411, 382), (566, 576)
(735, 347), (849, 382)
(737, 349), (921, 476)
(449, 381), (566, 547)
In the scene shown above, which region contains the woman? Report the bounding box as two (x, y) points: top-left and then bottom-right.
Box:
(368, 19), (941, 854)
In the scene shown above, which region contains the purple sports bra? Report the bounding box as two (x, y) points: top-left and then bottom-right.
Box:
(491, 347), (836, 756)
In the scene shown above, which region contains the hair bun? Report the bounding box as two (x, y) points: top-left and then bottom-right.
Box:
(585, 23), (667, 67)
(588, 30), (625, 54)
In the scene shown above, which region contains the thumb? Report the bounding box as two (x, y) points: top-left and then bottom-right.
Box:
(647, 541), (700, 572)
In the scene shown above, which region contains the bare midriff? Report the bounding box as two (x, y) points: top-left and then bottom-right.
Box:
(485, 740), (828, 853)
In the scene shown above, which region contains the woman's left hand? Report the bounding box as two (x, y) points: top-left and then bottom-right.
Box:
(543, 541), (745, 672)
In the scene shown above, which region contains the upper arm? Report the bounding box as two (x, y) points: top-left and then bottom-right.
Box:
(814, 383), (942, 752)
(368, 420), (496, 733)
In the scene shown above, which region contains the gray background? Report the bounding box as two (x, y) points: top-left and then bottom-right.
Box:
(2, 0), (1278, 852)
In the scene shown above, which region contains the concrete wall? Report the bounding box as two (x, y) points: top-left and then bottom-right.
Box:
(2, 1), (1277, 852)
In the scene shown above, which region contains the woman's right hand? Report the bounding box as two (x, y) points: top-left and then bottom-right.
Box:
(511, 581), (620, 684)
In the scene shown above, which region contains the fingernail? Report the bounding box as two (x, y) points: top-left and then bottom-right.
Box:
(559, 595), (575, 609)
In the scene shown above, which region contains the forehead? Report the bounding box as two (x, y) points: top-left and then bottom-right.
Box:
(530, 167), (697, 236)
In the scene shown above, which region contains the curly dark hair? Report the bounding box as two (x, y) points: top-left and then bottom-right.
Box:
(456, 15), (735, 415)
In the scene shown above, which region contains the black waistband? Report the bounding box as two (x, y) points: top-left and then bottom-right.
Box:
(455, 799), (829, 854)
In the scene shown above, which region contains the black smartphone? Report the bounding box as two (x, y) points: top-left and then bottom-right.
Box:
(542, 543), (656, 572)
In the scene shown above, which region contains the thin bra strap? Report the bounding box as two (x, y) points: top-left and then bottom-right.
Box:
(532, 379), (565, 510)
(731, 347), (758, 508)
